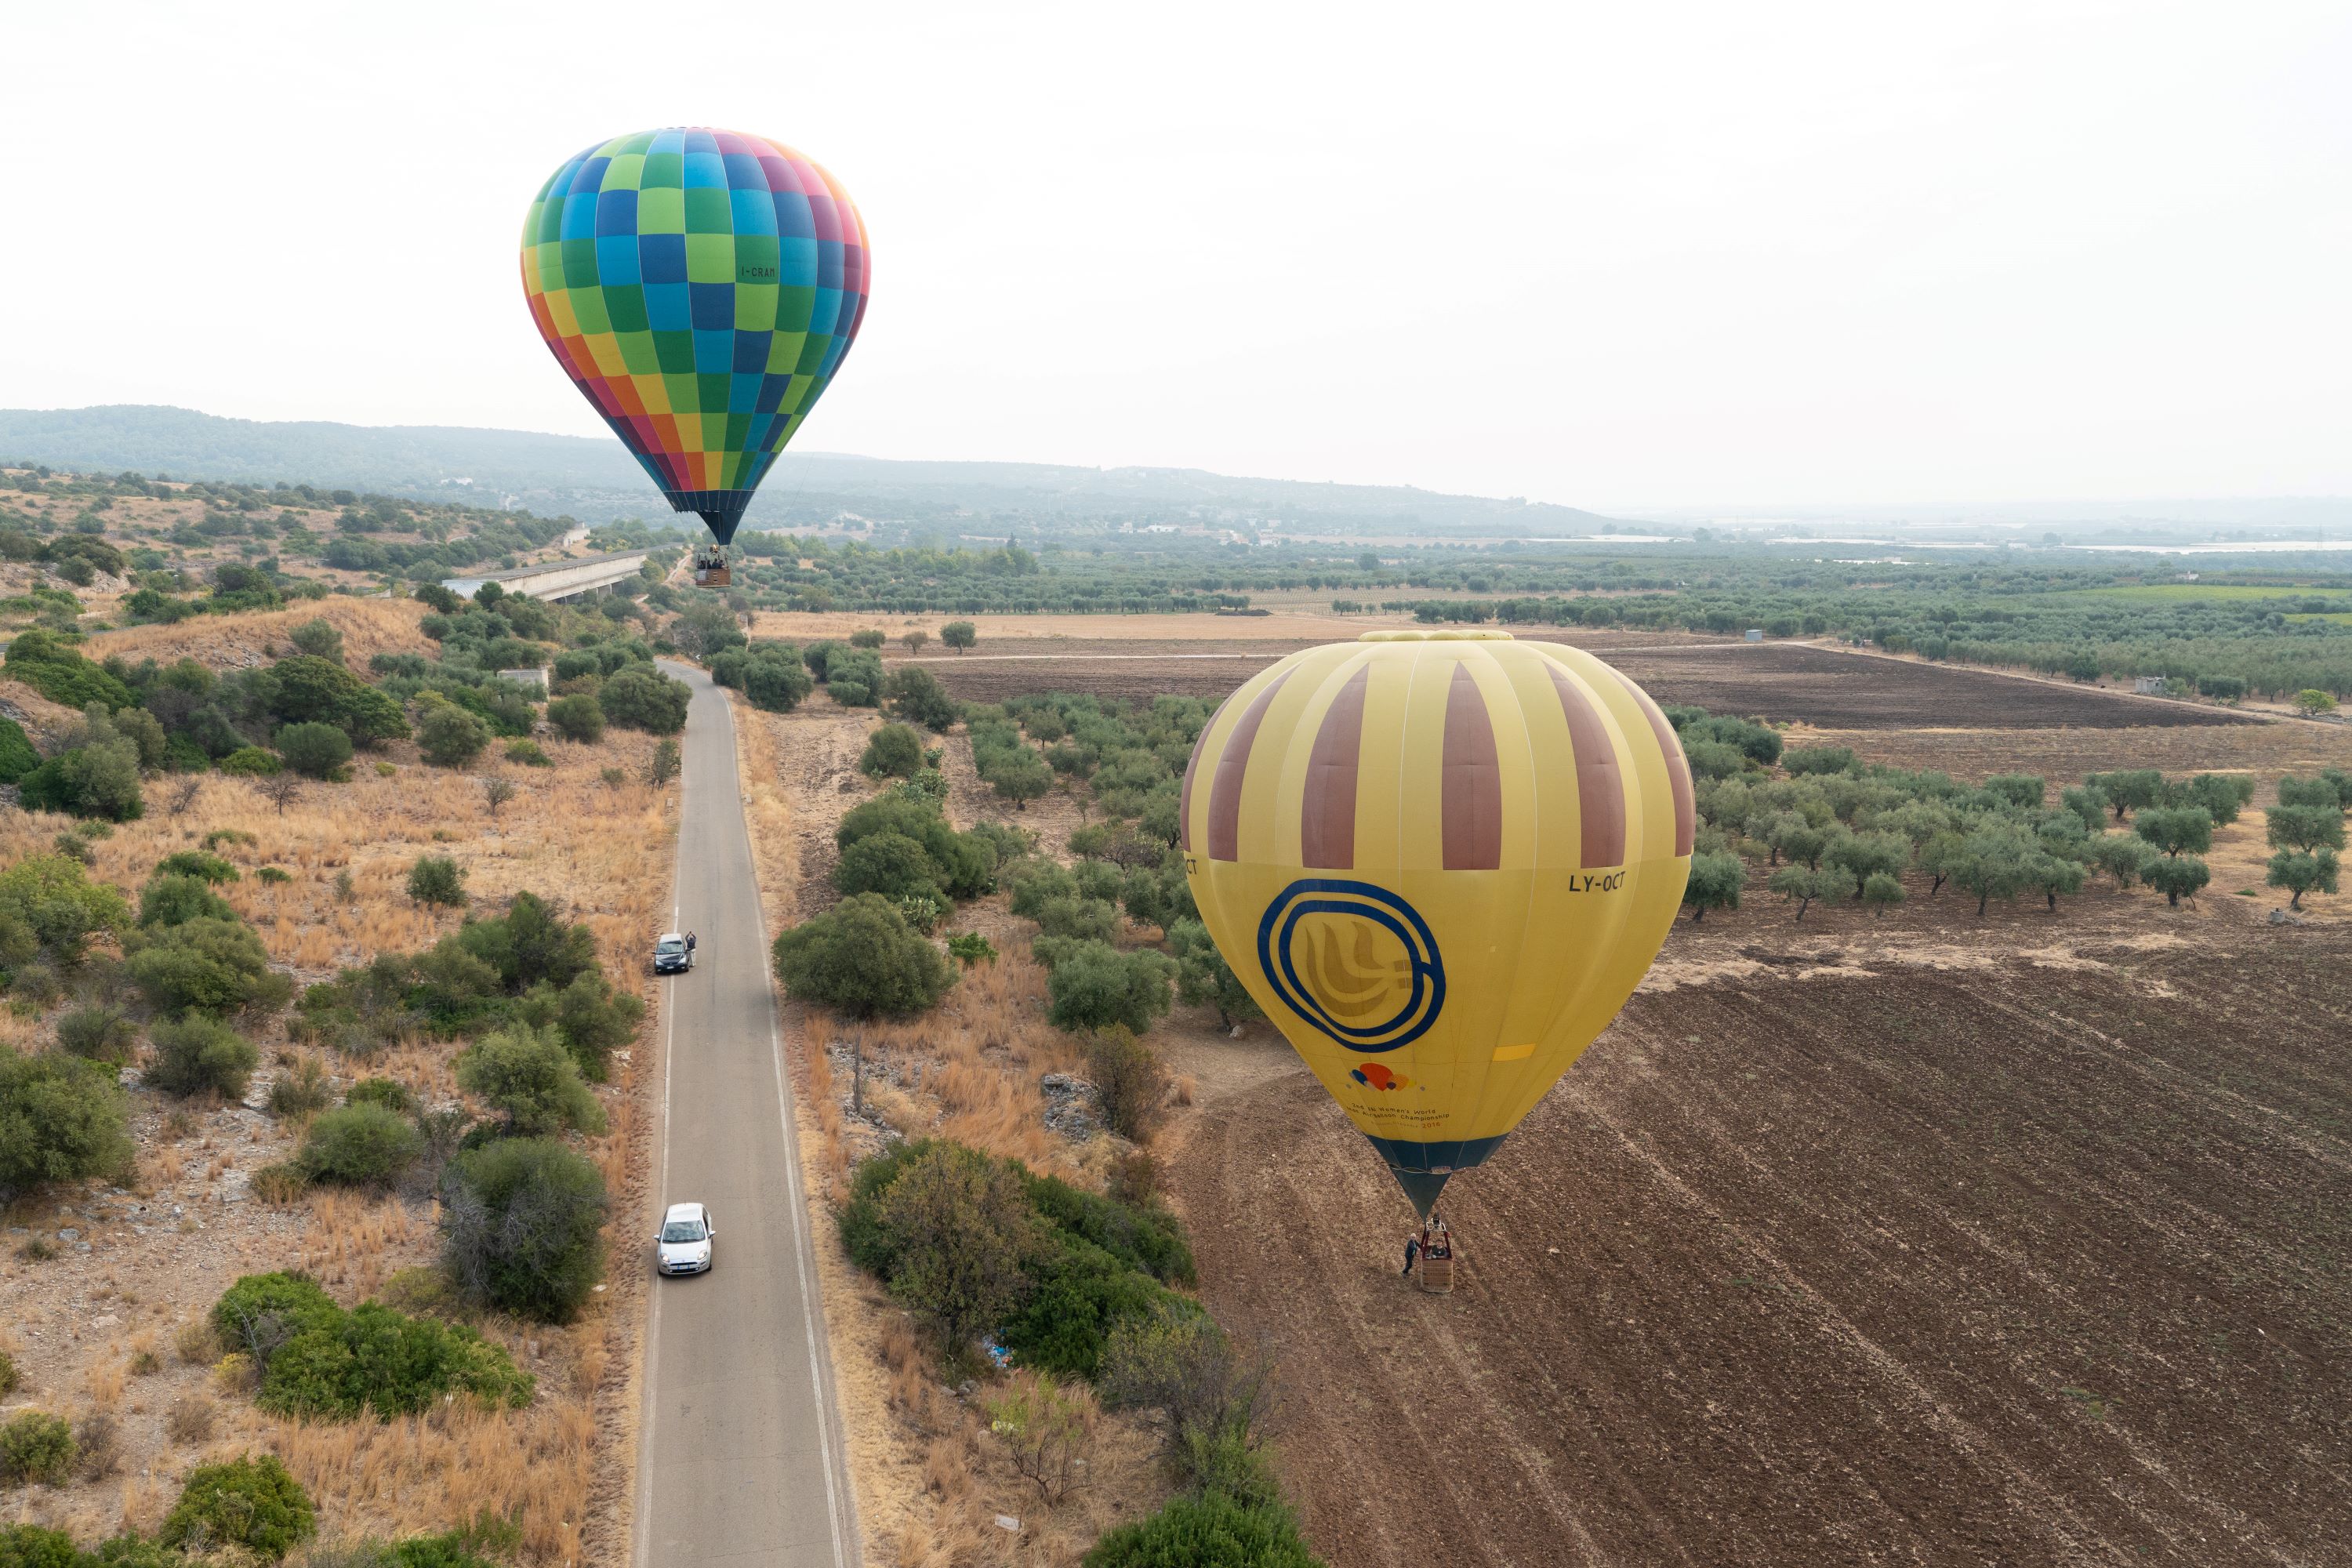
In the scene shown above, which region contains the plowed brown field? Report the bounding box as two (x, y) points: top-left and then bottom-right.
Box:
(916, 638), (2258, 731)
(1168, 922), (2352, 1568)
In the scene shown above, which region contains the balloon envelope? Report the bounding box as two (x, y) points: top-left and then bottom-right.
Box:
(1180, 631), (1695, 1217)
(520, 127), (870, 544)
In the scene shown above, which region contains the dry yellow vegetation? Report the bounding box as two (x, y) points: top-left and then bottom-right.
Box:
(88, 595), (437, 674)
(0, 720), (674, 1563)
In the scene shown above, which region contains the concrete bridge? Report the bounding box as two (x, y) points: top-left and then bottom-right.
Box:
(442, 547), (655, 603)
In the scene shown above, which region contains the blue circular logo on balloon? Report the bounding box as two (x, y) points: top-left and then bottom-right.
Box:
(1255, 879), (1445, 1053)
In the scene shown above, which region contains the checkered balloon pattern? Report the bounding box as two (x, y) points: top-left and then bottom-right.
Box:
(520, 128), (870, 545)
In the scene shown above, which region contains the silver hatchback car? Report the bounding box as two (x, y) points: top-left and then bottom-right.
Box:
(655, 1202), (715, 1276)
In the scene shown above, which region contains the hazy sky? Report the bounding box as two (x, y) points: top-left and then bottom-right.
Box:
(5, 2), (2347, 510)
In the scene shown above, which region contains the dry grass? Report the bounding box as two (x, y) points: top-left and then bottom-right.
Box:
(87, 596), (437, 673)
(0, 631), (676, 1564)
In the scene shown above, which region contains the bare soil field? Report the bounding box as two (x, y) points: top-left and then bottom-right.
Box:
(916, 635), (2268, 734)
(1168, 912), (2352, 1568)
(1793, 720), (2352, 790)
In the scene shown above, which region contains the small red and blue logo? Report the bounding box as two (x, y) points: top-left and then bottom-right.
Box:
(1350, 1062), (1412, 1091)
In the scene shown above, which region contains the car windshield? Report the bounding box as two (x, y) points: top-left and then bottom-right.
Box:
(657, 940), (684, 954)
(661, 1219), (706, 1243)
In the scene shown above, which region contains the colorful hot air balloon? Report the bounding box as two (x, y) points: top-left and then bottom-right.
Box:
(520, 128), (869, 577)
(1181, 631), (1695, 1218)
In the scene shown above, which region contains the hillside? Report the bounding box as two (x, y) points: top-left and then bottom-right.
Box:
(0, 405), (1629, 539)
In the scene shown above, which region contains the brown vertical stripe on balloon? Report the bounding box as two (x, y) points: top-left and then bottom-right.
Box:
(1300, 665), (1369, 867)
(1544, 663), (1625, 867)
(1178, 695), (1227, 854)
(1207, 671), (1291, 862)
(1441, 663), (1503, 870)
(1611, 670), (1696, 855)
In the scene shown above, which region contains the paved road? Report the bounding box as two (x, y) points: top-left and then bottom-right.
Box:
(636, 662), (857, 1568)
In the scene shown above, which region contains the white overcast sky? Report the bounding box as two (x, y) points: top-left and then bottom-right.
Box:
(4, 1), (2347, 510)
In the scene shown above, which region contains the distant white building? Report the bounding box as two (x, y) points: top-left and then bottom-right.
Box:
(1744, 628), (1765, 642)
(2133, 677), (2165, 695)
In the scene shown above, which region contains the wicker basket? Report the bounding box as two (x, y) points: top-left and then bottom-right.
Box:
(1420, 1251), (1456, 1294)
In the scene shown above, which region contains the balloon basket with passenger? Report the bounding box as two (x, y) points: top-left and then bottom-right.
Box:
(691, 545), (731, 588)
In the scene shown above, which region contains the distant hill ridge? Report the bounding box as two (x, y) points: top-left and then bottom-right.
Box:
(0, 404), (1624, 536)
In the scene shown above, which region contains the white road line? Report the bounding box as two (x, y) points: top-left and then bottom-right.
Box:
(634, 798), (686, 1568)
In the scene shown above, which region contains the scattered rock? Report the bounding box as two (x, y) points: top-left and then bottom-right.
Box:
(217, 1171), (250, 1204)
(2267, 908), (2307, 926)
(995, 1515), (1022, 1534)
(1039, 1073), (1102, 1142)
(56, 1228), (79, 1243)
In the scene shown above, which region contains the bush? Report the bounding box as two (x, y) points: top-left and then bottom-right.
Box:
(276, 721), (354, 779)
(0, 1046), (133, 1195)
(941, 620), (977, 652)
(288, 618), (345, 662)
(408, 855), (468, 907)
(298, 1103), (423, 1185)
(1087, 1026), (1167, 1141)
(418, 705), (491, 767)
(346, 1077), (418, 1115)
(455, 1024), (606, 1137)
(772, 894), (954, 1019)
(597, 666), (689, 733)
(140, 872), (238, 928)
(212, 1272), (532, 1423)
(17, 738), (145, 821)
(0, 716), (39, 785)
(982, 1374), (1098, 1507)
(442, 1138), (608, 1322)
(158, 850), (239, 884)
(544, 692), (605, 742)
(159, 1454), (316, 1561)
(128, 916), (291, 1016)
(1044, 942), (1177, 1036)
(946, 931), (997, 966)
(870, 1142), (1034, 1352)
(859, 723), (925, 779)
(884, 666), (960, 731)
(147, 1015), (260, 1098)
(56, 1001), (139, 1064)
(834, 831), (942, 902)
(1082, 1493), (1319, 1568)
(0, 1349), (15, 1398)
(0, 1526), (82, 1568)
(0, 1410), (75, 1484)
(266, 1054), (332, 1117)
(222, 745), (283, 775)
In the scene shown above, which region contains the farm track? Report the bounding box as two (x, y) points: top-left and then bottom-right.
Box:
(1171, 930), (2352, 1568)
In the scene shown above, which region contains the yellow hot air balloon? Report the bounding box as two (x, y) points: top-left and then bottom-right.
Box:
(1180, 630), (1695, 1219)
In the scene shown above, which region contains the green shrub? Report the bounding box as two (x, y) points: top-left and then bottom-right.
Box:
(276, 721), (354, 779)
(139, 872), (238, 928)
(455, 1024), (605, 1137)
(0, 717), (40, 785)
(504, 739), (552, 768)
(418, 705), (491, 768)
(127, 917), (291, 1016)
(946, 931), (996, 967)
(157, 850), (239, 884)
(544, 692), (606, 742)
(299, 1103), (423, 1186)
(442, 1138), (608, 1322)
(870, 1142), (1035, 1352)
(407, 855), (468, 907)
(221, 746), (284, 775)
(859, 723), (925, 779)
(3, 629), (134, 709)
(159, 1454), (316, 1561)
(0, 1349), (15, 1398)
(0, 1410), (76, 1484)
(596, 666), (689, 734)
(146, 1015), (260, 1098)
(345, 1077), (418, 1116)
(55, 1001), (140, 1065)
(17, 737), (144, 821)
(772, 894), (954, 1019)
(834, 831), (942, 902)
(884, 666), (960, 731)
(0, 1523), (82, 1567)
(1083, 1494), (1320, 1568)
(212, 1272), (532, 1423)
(1043, 942), (1176, 1036)
(0, 1045), (133, 1192)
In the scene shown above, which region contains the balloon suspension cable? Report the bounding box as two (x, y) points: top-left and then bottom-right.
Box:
(691, 541), (731, 586)
(1390, 1168), (1452, 1223)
